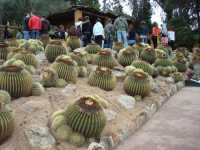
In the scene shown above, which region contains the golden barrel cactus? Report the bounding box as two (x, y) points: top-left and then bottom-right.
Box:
(124, 69), (151, 97)
(51, 55), (78, 83)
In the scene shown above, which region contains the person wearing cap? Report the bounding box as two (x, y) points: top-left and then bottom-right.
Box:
(114, 15), (128, 48)
(93, 18), (104, 47)
(104, 18), (114, 48)
(138, 21), (149, 44)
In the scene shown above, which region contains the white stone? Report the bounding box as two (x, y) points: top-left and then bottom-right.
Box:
(117, 95), (136, 110)
(62, 84), (77, 96)
(104, 109), (117, 121)
(88, 142), (105, 150)
(100, 136), (115, 149)
(25, 126), (56, 150)
(36, 52), (46, 62)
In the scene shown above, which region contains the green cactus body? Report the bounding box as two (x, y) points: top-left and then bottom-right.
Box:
(70, 51), (88, 67)
(7, 48), (23, 60)
(0, 43), (9, 60)
(0, 65), (33, 98)
(171, 72), (184, 83)
(174, 61), (187, 72)
(13, 51), (39, 68)
(112, 42), (124, 52)
(133, 43), (148, 55)
(154, 59), (173, 67)
(0, 90), (11, 105)
(32, 82), (45, 96)
(65, 96), (106, 138)
(45, 40), (68, 63)
(123, 69), (151, 97)
(88, 67), (116, 91)
(40, 34), (50, 48)
(117, 46), (138, 67)
(78, 66), (88, 77)
(69, 132), (86, 147)
(0, 110), (14, 143)
(132, 60), (154, 76)
(40, 68), (59, 87)
(66, 36), (81, 50)
(51, 55), (78, 83)
(141, 47), (156, 64)
(85, 43), (101, 54)
(94, 49), (117, 69)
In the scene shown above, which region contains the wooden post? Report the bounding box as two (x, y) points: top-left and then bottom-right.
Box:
(74, 9), (83, 23)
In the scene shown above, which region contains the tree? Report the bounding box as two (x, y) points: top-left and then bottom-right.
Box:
(112, 0), (124, 15)
(76, 0), (101, 10)
(127, 0), (152, 26)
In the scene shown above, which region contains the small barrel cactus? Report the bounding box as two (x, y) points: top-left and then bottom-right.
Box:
(66, 36), (81, 50)
(45, 40), (68, 63)
(85, 43), (101, 54)
(78, 66), (88, 77)
(171, 72), (185, 83)
(124, 69), (151, 97)
(0, 90), (11, 105)
(112, 42), (124, 52)
(70, 50), (88, 67)
(94, 49), (118, 69)
(51, 55), (78, 83)
(141, 47), (156, 64)
(88, 67), (116, 91)
(117, 46), (139, 67)
(13, 50), (39, 68)
(40, 68), (67, 88)
(132, 60), (154, 76)
(0, 101), (14, 143)
(0, 64), (33, 98)
(32, 82), (45, 96)
(65, 96), (106, 138)
(7, 47), (23, 60)
(173, 52), (188, 72)
(157, 66), (175, 77)
(0, 42), (9, 60)
(133, 43), (148, 55)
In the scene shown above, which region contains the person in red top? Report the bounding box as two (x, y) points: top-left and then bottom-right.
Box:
(151, 22), (161, 48)
(28, 11), (42, 39)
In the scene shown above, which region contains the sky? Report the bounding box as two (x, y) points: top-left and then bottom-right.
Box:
(99, 0), (164, 26)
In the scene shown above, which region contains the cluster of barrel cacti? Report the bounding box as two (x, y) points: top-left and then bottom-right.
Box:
(173, 52), (188, 72)
(50, 95), (107, 147)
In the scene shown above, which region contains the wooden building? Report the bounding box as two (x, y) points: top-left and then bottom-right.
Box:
(47, 5), (118, 28)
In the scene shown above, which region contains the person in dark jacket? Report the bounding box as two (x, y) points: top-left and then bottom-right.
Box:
(41, 16), (50, 35)
(128, 24), (138, 46)
(22, 13), (30, 40)
(82, 16), (93, 46)
(104, 18), (114, 48)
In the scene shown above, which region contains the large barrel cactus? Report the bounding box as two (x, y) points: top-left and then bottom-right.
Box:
(13, 50), (39, 68)
(65, 96), (106, 138)
(7, 47), (23, 60)
(51, 55), (78, 83)
(0, 64), (33, 98)
(117, 46), (138, 67)
(112, 42), (124, 52)
(66, 36), (81, 50)
(88, 67), (116, 91)
(0, 99), (14, 143)
(154, 49), (173, 67)
(124, 69), (151, 97)
(0, 42), (9, 60)
(45, 40), (68, 63)
(94, 49), (118, 69)
(85, 43), (101, 54)
(141, 47), (156, 64)
(132, 60), (154, 76)
(173, 52), (188, 72)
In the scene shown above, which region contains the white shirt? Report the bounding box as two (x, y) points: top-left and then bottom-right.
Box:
(168, 31), (175, 41)
(93, 22), (104, 36)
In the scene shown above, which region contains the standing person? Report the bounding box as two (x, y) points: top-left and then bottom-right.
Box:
(128, 23), (138, 46)
(168, 27), (175, 50)
(104, 18), (114, 48)
(161, 24), (168, 47)
(151, 22), (161, 48)
(28, 11), (42, 39)
(114, 15), (128, 48)
(22, 13), (30, 40)
(138, 21), (149, 44)
(75, 17), (83, 46)
(93, 18), (104, 47)
(41, 16), (50, 36)
(82, 16), (92, 46)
